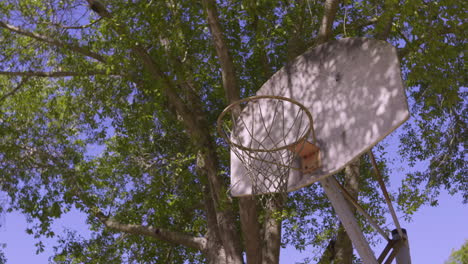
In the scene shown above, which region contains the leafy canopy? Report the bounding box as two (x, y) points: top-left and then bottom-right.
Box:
(0, 0), (465, 262)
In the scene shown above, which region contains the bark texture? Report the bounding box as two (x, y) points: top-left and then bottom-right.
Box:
(261, 198), (284, 264)
(239, 197), (262, 264)
(202, 0), (239, 104)
(317, 0), (341, 44)
(202, 1), (263, 263)
(94, 210), (207, 250)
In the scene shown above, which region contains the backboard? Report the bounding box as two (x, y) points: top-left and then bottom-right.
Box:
(229, 37), (409, 197)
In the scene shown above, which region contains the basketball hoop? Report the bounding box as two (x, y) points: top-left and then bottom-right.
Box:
(216, 38), (411, 263)
(217, 95), (320, 200)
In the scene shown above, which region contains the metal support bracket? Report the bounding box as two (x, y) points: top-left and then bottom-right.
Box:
(320, 176), (378, 264)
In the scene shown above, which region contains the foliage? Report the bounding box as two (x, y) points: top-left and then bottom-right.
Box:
(396, 0), (467, 209)
(0, 0), (465, 263)
(0, 244), (6, 264)
(445, 240), (468, 264)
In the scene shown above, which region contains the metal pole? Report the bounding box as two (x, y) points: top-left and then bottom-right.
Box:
(392, 228), (411, 264)
(320, 177), (378, 264)
(368, 150), (404, 239)
(333, 177), (391, 241)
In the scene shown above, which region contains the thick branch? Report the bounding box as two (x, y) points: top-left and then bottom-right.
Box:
(0, 71), (116, 77)
(261, 198), (283, 264)
(86, 0), (112, 19)
(93, 210), (207, 251)
(375, 2), (399, 40)
(132, 47), (209, 151)
(132, 45), (243, 264)
(202, 0), (239, 103)
(245, 3), (272, 79)
(110, 19), (243, 263)
(208, 2), (265, 263)
(317, 0), (341, 44)
(203, 2), (266, 262)
(21, 149), (207, 252)
(239, 197), (262, 264)
(318, 238), (336, 264)
(130, 44), (230, 218)
(0, 21), (106, 62)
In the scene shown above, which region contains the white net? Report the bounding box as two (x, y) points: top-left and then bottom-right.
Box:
(218, 96), (315, 202)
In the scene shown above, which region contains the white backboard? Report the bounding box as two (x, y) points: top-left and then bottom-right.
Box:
(230, 38), (409, 197)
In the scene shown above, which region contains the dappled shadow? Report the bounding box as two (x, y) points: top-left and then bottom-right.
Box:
(231, 38), (409, 196)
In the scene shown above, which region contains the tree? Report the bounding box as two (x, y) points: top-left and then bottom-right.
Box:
(0, 242), (6, 264)
(445, 240), (468, 264)
(0, 0), (465, 263)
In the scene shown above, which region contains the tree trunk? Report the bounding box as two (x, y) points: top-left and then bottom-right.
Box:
(318, 238), (336, 264)
(333, 224), (354, 264)
(239, 197), (262, 264)
(206, 246), (229, 264)
(261, 197), (284, 264)
(262, 217), (282, 264)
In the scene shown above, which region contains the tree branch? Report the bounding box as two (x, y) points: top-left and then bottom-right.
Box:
(202, 0), (239, 103)
(239, 196), (262, 264)
(334, 16), (379, 35)
(129, 44), (244, 263)
(109, 19), (243, 263)
(251, 14), (273, 80)
(317, 0), (342, 44)
(21, 145), (208, 252)
(202, 2), (264, 262)
(43, 18), (102, 30)
(0, 71), (118, 77)
(130, 43), (229, 214)
(0, 21), (106, 63)
(375, 2), (399, 40)
(262, 198), (283, 264)
(92, 209), (207, 251)
(86, 0), (112, 19)
(0, 77), (30, 102)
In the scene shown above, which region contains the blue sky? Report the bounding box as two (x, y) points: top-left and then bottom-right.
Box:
(1, 2), (465, 264)
(2, 189), (466, 263)
(281, 190), (468, 264)
(1, 7), (465, 262)
(1, 129), (467, 264)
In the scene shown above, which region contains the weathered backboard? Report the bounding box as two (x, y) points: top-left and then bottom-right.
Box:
(230, 38), (409, 197)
